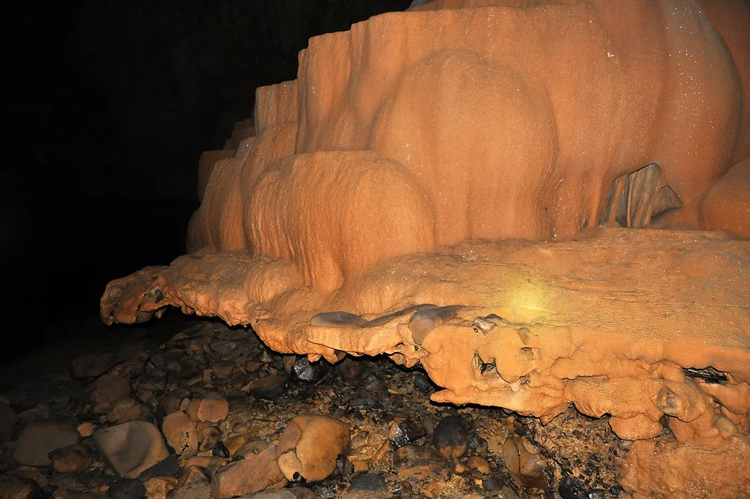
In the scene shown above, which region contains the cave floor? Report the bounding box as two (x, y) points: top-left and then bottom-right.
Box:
(0, 311), (624, 498)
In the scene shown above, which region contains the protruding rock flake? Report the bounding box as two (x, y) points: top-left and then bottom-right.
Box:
(101, 0), (750, 496)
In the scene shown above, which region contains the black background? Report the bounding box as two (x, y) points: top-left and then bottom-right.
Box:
(3, 0), (412, 363)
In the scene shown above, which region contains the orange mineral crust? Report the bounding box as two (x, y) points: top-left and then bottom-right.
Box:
(103, 1), (750, 497)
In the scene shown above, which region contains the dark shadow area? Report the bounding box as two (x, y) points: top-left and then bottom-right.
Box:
(3, 0), (412, 367)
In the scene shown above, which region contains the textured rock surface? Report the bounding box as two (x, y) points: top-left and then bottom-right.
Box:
(276, 415), (351, 483)
(101, 0), (750, 496)
(13, 421), (80, 467)
(93, 421), (169, 478)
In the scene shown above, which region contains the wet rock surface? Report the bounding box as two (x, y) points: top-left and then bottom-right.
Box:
(0, 316), (627, 498)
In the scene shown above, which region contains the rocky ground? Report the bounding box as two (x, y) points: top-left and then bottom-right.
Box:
(0, 311), (624, 499)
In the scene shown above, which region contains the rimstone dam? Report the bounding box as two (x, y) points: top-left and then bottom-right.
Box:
(101, 0), (750, 496)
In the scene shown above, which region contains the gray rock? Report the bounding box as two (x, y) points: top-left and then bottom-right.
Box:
(107, 478), (146, 499)
(393, 444), (450, 479)
(13, 421), (80, 466)
(69, 353), (115, 379)
(432, 415), (471, 459)
(91, 375), (132, 414)
(0, 473), (45, 499)
(93, 421), (169, 478)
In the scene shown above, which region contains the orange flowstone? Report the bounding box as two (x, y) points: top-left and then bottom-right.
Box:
(102, 1), (750, 497)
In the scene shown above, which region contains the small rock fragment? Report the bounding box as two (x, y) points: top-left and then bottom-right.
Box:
(91, 375), (132, 414)
(284, 356), (330, 384)
(393, 444), (450, 479)
(248, 375), (287, 400)
(109, 347), (149, 378)
(78, 422), (96, 438)
(107, 478), (146, 499)
(93, 421), (169, 478)
(106, 398), (140, 423)
(69, 353), (115, 379)
(388, 418), (426, 449)
(502, 437), (547, 489)
(211, 361), (236, 380)
(138, 454), (180, 480)
(13, 421), (80, 466)
(162, 411), (198, 457)
(344, 472), (390, 499)
(336, 358), (365, 379)
(49, 443), (94, 473)
(178, 465), (209, 486)
(467, 455), (492, 475)
(198, 426), (222, 452)
(412, 373), (435, 395)
(433, 416), (470, 459)
(210, 445), (286, 498)
(276, 415), (351, 483)
(210, 340), (237, 356)
(0, 473), (44, 499)
(184, 396), (229, 423)
(482, 475), (505, 492)
(143, 476), (178, 499)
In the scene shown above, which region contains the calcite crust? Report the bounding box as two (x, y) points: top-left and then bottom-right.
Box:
(103, 0), (750, 497)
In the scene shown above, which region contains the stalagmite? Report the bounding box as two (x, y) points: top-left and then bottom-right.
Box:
(102, 1), (750, 496)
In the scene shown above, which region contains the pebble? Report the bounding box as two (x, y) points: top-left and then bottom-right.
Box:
(210, 445), (285, 498)
(343, 472), (389, 499)
(433, 415), (470, 459)
(211, 361), (236, 380)
(0, 400), (17, 441)
(93, 421), (169, 478)
(49, 443), (94, 473)
(143, 477), (178, 499)
(91, 375), (132, 414)
(482, 475), (505, 492)
(412, 372), (435, 395)
(393, 444), (450, 479)
(13, 421), (81, 466)
(137, 455), (180, 480)
(178, 465), (209, 486)
(198, 426), (222, 452)
(107, 478), (146, 499)
(248, 375), (287, 400)
(78, 422), (96, 438)
(209, 340), (237, 356)
(0, 473), (45, 499)
(276, 415), (351, 483)
(336, 358), (365, 379)
(108, 346), (149, 378)
(284, 356), (330, 384)
(502, 437), (547, 489)
(106, 398), (147, 424)
(69, 353), (115, 379)
(184, 396), (229, 423)
(245, 362), (263, 373)
(467, 455), (492, 475)
(162, 411), (198, 457)
(388, 418), (426, 449)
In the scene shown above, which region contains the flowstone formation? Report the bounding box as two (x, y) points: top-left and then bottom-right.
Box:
(102, 0), (750, 496)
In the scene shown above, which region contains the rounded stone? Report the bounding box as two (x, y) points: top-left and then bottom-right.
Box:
(13, 421), (80, 467)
